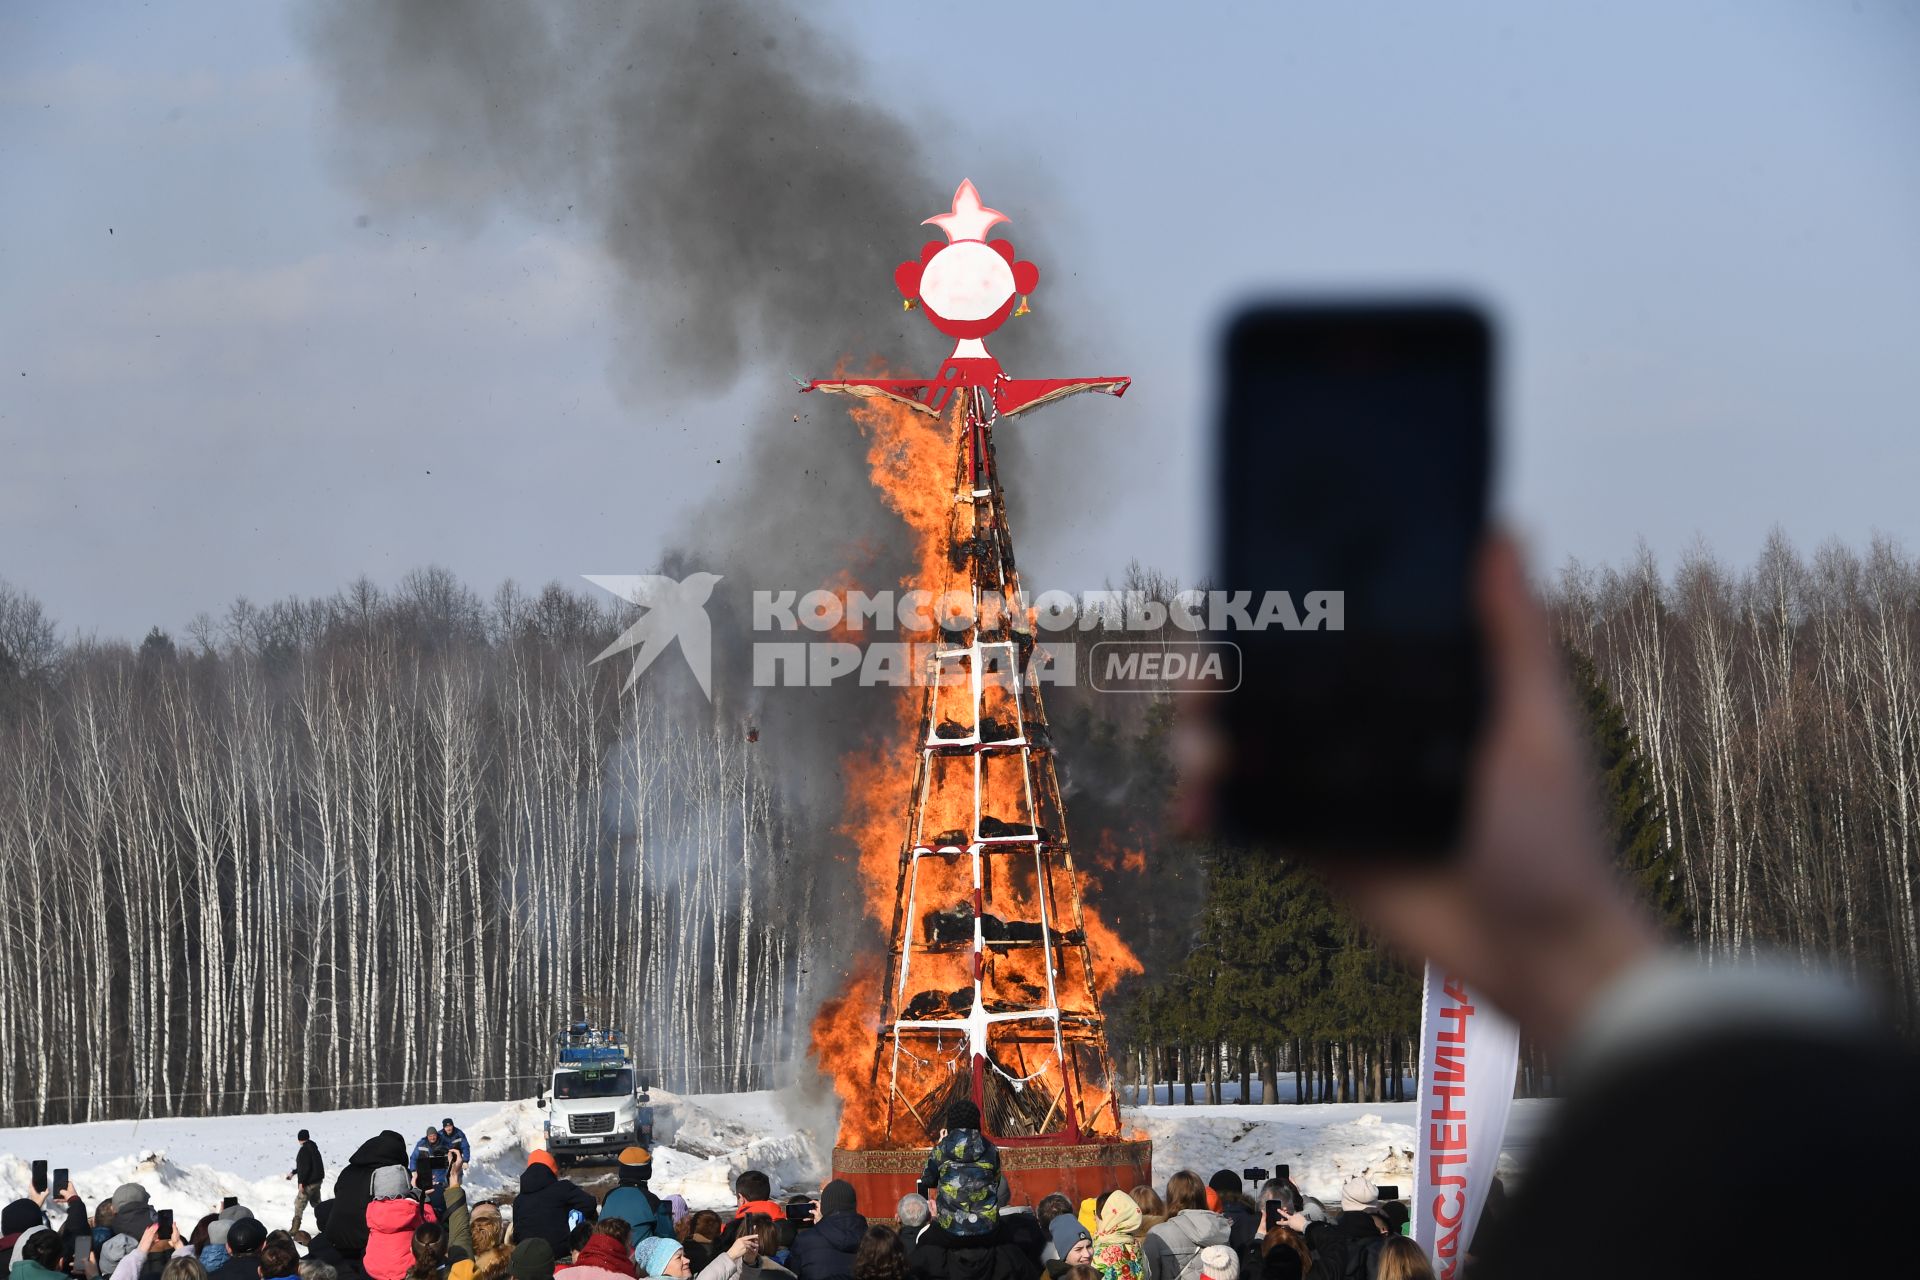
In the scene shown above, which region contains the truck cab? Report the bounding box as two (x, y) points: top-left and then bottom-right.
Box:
(537, 1023), (654, 1163)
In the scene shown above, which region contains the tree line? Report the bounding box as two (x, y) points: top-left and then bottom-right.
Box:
(2, 531), (1915, 1124)
(0, 570), (815, 1125)
(1094, 534), (1919, 1104)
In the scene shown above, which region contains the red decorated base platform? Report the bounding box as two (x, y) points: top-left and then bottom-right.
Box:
(832, 1139), (1153, 1216)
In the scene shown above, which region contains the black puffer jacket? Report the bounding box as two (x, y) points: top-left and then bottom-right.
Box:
(511, 1165), (596, 1257)
(1217, 1198), (1260, 1263)
(296, 1140), (326, 1186)
(790, 1211), (867, 1280)
(1301, 1214), (1384, 1280)
(328, 1131), (410, 1258)
(907, 1223), (1042, 1280)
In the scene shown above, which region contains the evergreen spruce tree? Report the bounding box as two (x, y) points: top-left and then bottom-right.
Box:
(1565, 645), (1688, 931)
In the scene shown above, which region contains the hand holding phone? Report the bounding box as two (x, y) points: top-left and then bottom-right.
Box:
(53, 1169), (69, 1198)
(156, 1209), (175, 1242)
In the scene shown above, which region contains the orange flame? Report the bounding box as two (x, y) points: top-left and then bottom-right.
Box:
(809, 390), (1142, 1149)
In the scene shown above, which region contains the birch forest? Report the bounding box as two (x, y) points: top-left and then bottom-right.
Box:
(0, 570), (820, 1125)
(1548, 533), (1920, 1011)
(3, 531), (1918, 1125)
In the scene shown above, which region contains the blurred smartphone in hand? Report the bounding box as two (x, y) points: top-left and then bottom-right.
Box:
(1197, 300), (1494, 859)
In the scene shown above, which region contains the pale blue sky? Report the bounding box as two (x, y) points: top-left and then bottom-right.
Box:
(3, 1), (1918, 639)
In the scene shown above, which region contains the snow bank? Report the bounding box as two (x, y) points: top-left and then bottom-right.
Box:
(0, 1091), (1551, 1223)
(0, 1091), (825, 1220)
(1137, 1097), (1554, 1203)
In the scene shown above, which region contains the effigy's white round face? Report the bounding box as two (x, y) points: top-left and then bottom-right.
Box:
(918, 240), (1016, 322)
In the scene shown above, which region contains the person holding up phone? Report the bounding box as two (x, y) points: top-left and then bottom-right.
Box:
(1, 1182), (51, 1259)
(104, 1215), (189, 1280)
(411, 1129), (451, 1192)
(788, 1181), (864, 1280)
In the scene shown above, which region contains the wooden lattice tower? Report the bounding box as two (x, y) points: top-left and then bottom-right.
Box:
(807, 180), (1130, 1146)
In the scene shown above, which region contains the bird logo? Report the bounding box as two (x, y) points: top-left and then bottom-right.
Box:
(583, 572), (724, 700)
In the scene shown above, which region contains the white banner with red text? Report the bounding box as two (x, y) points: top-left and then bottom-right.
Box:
(1412, 965), (1520, 1278)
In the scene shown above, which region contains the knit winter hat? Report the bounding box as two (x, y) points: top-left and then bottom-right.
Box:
(527, 1151), (558, 1174)
(1208, 1170), (1243, 1198)
(1048, 1214), (1090, 1259)
(1340, 1177), (1378, 1213)
(666, 1196), (689, 1226)
(1199, 1245), (1240, 1280)
(371, 1165), (412, 1200)
(0, 1201), (42, 1236)
(632, 1236), (684, 1278)
(617, 1147), (652, 1168)
(510, 1239), (556, 1280)
(207, 1219), (235, 1247)
(218, 1204), (254, 1223)
(298, 1130), (311, 1142)
(113, 1184), (151, 1210)
(819, 1179), (857, 1218)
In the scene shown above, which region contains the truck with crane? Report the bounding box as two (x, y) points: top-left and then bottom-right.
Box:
(536, 1023), (655, 1164)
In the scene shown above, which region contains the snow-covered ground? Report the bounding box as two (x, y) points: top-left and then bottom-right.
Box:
(1136, 1098), (1552, 1200)
(0, 1087), (1552, 1227)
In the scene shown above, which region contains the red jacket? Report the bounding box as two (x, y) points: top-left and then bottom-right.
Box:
(365, 1198), (437, 1280)
(734, 1200), (787, 1221)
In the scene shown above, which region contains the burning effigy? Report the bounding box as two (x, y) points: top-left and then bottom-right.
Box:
(807, 181), (1152, 1207)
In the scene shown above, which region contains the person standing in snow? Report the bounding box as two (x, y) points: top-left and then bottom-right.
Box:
(437, 1123), (470, 1165)
(207, 1217), (270, 1280)
(402, 1223), (450, 1280)
(510, 1155), (595, 1260)
(598, 1150), (671, 1251)
(103, 1220), (193, 1280)
(554, 1220), (635, 1280)
(1043, 1218), (1091, 1280)
(1201, 1176), (1256, 1268)
(1278, 1179), (1383, 1280)
(902, 1173), (1037, 1280)
(411, 1133), (451, 1193)
(629, 1236), (689, 1280)
(331, 1131), (412, 1263)
(289, 1131), (327, 1235)
(1140, 1174), (1229, 1280)
(12, 1226), (69, 1280)
(1086, 1193), (1145, 1280)
(362, 1168), (436, 1280)
(890, 1199), (928, 1249)
(788, 1181), (864, 1280)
